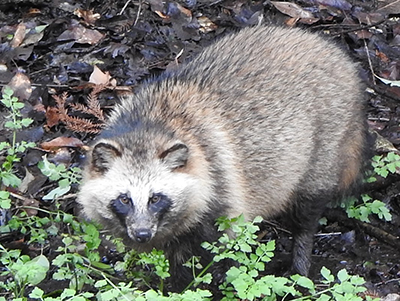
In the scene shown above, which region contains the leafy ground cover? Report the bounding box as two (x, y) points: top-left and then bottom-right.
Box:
(1, 0), (400, 299)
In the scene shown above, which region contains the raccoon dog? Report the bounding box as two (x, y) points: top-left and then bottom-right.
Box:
(78, 26), (368, 289)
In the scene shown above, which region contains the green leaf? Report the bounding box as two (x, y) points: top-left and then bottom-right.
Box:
(4, 120), (20, 130)
(253, 216), (263, 224)
(0, 142), (10, 151)
(0, 191), (10, 200)
(316, 294), (331, 301)
(61, 288), (76, 299)
(29, 287), (44, 299)
(58, 178), (70, 189)
(13, 102), (24, 109)
(35, 25), (48, 33)
(3, 86), (14, 98)
(320, 266), (334, 282)
(21, 118), (33, 127)
(296, 276), (315, 291)
(337, 269), (350, 283)
(0, 198), (11, 209)
(38, 157), (61, 181)
(1, 172), (21, 187)
(42, 185), (71, 200)
(14, 254), (50, 286)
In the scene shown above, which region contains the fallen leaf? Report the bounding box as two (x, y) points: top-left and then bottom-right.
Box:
(10, 22), (26, 48)
(33, 103), (46, 113)
(49, 147), (73, 166)
(376, 50), (390, 64)
(6, 72), (32, 100)
(25, 8), (42, 17)
(74, 8), (101, 25)
(41, 136), (84, 151)
(45, 106), (61, 128)
(375, 75), (400, 87)
(271, 2), (315, 18)
(377, 0), (400, 15)
(19, 167), (35, 193)
(89, 65), (111, 85)
(22, 197), (40, 217)
(198, 16), (218, 33)
(58, 21), (104, 45)
(298, 17), (320, 24)
(21, 25), (48, 47)
(373, 131), (400, 153)
(314, 0), (352, 10)
(155, 10), (169, 19)
(353, 11), (385, 25)
(352, 30), (373, 40)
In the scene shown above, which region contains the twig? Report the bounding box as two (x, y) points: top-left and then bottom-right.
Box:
(119, 0), (132, 15)
(134, 0), (142, 26)
(364, 38), (376, 85)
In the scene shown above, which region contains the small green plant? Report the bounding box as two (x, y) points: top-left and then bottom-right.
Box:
(137, 249), (170, 292)
(343, 152), (398, 223)
(0, 211), (116, 300)
(202, 215), (279, 299)
(29, 286), (94, 301)
(52, 235), (97, 291)
(0, 245), (50, 299)
(345, 194), (391, 222)
(0, 206), (60, 244)
(0, 212), (378, 301)
(202, 216), (376, 301)
(0, 190), (12, 209)
(368, 152), (400, 181)
(0, 86), (35, 207)
(38, 156), (82, 200)
(51, 215), (115, 291)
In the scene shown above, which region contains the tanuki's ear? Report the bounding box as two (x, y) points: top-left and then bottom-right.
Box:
(159, 142), (189, 170)
(91, 141), (122, 174)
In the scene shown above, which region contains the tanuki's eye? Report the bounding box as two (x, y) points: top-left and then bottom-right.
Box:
(118, 194), (130, 204)
(149, 194), (161, 205)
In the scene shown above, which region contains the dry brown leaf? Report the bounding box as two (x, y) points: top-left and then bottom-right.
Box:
(63, 115), (104, 133)
(58, 22), (104, 45)
(22, 197), (40, 217)
(285, 17), (299, 27)
(377, 0), (400, 15)
(6, 72), (32, 100)
(110, 78), (117, 87)
(33, 103), (46, 113)
(376, 50), (390, 64)
(271, 2), (314, 19)
(10, 22), (26, 48)
(19, 167), (35, 194)
(74, 8), (101, 25)
(41, 136), (84, 150)
(49, 91), (105, 134)
(198, 16), (218, 33)
(353, 11), (385, 25)
(26, 8), (41, 16)
(89, 65), (111, 85)
(173, 3), (192, 20)
(45, 106), (61, 128)
(155, 10), (169, 19)
(352, 30), (373, 40)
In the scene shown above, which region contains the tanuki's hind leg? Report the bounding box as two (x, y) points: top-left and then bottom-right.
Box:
(288, 192), (332, 276)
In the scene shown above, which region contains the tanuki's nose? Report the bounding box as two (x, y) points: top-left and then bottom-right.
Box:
(134, 229), (152, 243)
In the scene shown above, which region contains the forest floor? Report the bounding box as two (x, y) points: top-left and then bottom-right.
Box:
(0, 0), (400, 299)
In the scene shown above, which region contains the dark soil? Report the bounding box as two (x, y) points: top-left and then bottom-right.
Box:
(0, 0), (400, 299)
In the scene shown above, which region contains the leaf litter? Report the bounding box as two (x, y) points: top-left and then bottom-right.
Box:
(0, 0), (400, 298)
